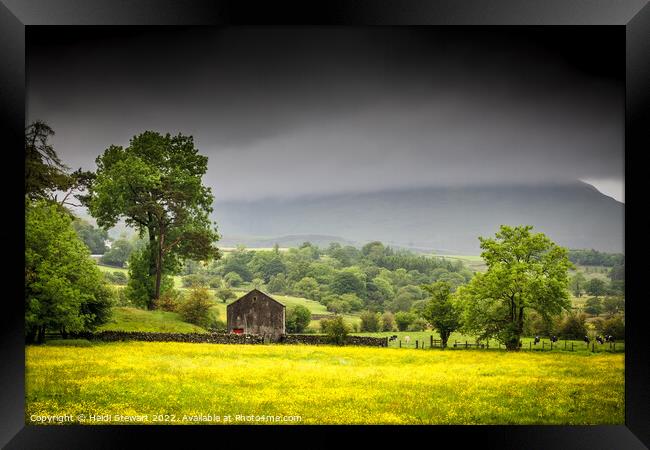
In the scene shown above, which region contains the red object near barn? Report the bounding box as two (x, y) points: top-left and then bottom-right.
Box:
(232, 328), (244, 335)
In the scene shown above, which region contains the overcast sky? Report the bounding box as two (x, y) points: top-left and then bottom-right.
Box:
(27, 27), (624, 203)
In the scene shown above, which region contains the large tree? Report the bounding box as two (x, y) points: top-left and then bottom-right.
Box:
(456, 225), (572, 350)
(25, 200), (113, 343)
(421, 281), (460, 348)
(25, 121), (94, 208)
(83, 131), (221, 308)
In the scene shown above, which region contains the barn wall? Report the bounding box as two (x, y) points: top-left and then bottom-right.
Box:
(227, 291), (285, 338)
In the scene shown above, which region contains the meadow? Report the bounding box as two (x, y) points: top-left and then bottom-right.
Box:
(26, 341), (624, 425)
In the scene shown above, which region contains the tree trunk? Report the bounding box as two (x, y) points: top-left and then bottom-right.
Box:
(441, 331), (449, 348)
(153, 225), (165, 305)
(147, 221), (157, 310)
(37, 325), (46, 344)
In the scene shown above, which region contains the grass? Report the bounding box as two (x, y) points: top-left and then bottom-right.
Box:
(351, 330), (624, 352)
(25, 342), (624, 425)
(98, 307), (208, 333)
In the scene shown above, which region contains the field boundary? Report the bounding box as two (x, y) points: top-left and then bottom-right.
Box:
(72, 331), (388, 347)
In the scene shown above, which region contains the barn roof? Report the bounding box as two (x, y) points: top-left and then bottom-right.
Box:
(227, 289), (286, 309)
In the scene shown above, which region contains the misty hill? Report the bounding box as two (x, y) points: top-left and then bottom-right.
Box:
(213, 182), (624, 254)
(218, 234), (357, 249)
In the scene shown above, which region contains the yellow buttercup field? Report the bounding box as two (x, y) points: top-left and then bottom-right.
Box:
(26, 342), (624, 425)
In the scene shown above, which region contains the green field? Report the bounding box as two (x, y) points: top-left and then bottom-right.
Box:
(25, 342), (624, 425)
(98, 307), (207, 333)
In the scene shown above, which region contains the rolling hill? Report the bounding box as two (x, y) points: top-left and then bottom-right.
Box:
(213, 182), (624, 254)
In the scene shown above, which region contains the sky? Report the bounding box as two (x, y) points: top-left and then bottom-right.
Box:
(27, 27), (624, 203)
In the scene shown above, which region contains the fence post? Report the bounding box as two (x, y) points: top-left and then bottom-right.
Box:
(529, 342), (532, 350)
(430, 335), (433, 348)
(564, 341), (567, 350)
(416, 340), (418, 349)
(551, 341), (553, 350)
(399, 340), (401, 348)
(465, 341), (468, 349)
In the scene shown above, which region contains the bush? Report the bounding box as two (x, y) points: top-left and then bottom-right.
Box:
(360, 310), (381, 332)
(154, 289), (182, 312)
(224, 272), (243, 287)
(381, 311), (395, 332)
(594, 316), (625, 340)
(407, 317), (428, 332)
(286, 305), (312, 333)
(395, 311), (416, 331)
(182, 273), (210, 288)
(215, 287), (237, 304)
(583, 297), (603, 315)
(320, 316), (350, 345)
(207, 310), (227, 332)
(177, 287), (213, 328)
(558, 313), (588, 340)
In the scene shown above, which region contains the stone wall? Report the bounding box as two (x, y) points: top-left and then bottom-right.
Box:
(76, 331), (387, 347)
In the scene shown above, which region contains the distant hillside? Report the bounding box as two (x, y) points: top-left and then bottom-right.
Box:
(218, 234), (357, 249)
(213, 182), (624, 254)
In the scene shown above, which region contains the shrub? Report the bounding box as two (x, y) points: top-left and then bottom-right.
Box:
(381, 311), (395, 332)
(207, 310), (227, 332)
(208, 276), (223, 289)
(224, 272), (243, 287)
(215, 287), (237, 304)
(407, 317), (427, 332)
(594, 316), (625, 340)
(558, 313), (588, 340)
(583, 297), (603, 315)
(154, 289), (182, 312)
(360, 310), (381, 332)
(286, 305), (312, 333)
(320, 316), (350, 345)
(182, 273), (210, 288)
(395, 311), (416, 331)
(177, 287), (213, 328)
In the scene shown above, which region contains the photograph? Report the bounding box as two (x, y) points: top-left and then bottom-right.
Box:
(24, 25), (626, 426)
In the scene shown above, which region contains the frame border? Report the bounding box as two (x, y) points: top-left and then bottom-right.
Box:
(1, 1), (648, 448)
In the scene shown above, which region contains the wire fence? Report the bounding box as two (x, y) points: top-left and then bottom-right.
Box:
(391, 336), (624, 353)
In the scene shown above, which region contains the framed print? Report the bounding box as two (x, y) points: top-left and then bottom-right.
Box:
(1, 0), (648, 448)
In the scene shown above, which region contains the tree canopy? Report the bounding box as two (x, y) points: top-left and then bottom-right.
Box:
(83, 131), (221, 307)
(456, 225), (572, 350)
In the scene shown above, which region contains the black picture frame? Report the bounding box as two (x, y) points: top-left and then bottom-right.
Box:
(1, 1), (648, 448)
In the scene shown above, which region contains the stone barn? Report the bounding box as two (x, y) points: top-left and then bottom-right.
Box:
(226, 289), (286, 340)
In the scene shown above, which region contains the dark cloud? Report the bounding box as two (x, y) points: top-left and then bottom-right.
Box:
(27, 27), (624, 201)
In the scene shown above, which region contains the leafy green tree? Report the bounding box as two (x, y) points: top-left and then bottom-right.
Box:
(359, 310), (381, 332)
(251, 278), (265, 289)
(331, 269), (366, 297)
(100, 238), (134, 267)
(215, 287), (237, 304)
(286, 305), (312, 333)
(609, 264), (625, 282)
(83, 131), (221, 308)
(395, 311), (416, 331)
(177, 287), (214, 328)
(421, 281), (460, 348)
(408, 317), (428, 332)
(602, 296), (625, 316)
(583, 297), (603, 316)
(586, 278), (607, 297)
(267, 273), (288, 294)
(569, 272), (587, 297)
(294, 276), (321, 301)
(558, 313), (588, 340)
(456, 225), (572, 350)
(593, 316), (624, 340)
(320, 316), (350, 345)
(72, 218), (108, 254)
(25, 200), (113, 343)
(125, 244), (175, 309)
(381, 311), (396, 332)
(224, 271), (243, 287)
(25, 122), (94, 208)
